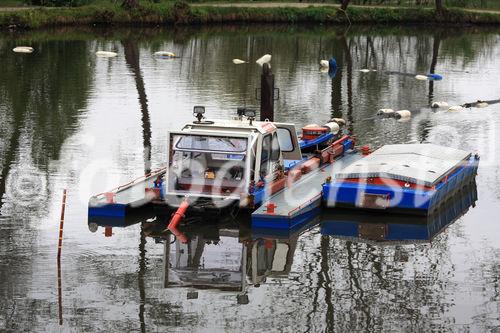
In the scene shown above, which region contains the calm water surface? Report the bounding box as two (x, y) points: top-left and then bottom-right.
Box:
(0, 25), (499, 332)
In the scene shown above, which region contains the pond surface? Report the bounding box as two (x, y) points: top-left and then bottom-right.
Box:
(0, 25), (499, 332)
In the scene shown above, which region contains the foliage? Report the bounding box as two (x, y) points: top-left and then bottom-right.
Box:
(24, 0), (90, 7)
(2, 2), (500, 29)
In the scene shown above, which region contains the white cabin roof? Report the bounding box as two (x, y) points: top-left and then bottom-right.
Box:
(184, 119), (277, 135)
(335, 144), (471, 186)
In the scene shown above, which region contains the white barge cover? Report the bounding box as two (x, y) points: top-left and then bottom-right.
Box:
(334, 144), (471, 187)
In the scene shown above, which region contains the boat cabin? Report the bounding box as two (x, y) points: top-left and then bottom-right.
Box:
(166, 107), (302, 201)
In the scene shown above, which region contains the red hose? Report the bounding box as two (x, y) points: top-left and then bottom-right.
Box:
(168, 199), (190, 229)
(166, 198), (190, 243)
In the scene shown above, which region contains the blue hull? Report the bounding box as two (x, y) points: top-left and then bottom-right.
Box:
(323, 157), (479, 215)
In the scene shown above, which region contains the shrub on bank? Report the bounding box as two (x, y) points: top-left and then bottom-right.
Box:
(25, 0), (90, 7)
(2, 2), (500, 29)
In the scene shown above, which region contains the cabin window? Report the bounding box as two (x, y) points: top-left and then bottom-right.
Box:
(260, 135), (272, 179)
(168, 134), (250, 196)
(174, 135), (247, 153)
(276, 128), (294, 152)
(271, 132), (281, 162)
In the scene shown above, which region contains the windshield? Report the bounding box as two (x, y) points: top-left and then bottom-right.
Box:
(174, 135), (248, 153)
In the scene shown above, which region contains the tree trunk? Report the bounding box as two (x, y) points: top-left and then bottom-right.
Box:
(435, 0), (445, 13)
(340, 0), (350, 11)
(122, 39), (152, 174)
(122, 0), (139, 9)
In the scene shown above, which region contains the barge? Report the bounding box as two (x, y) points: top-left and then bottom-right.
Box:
(322, 144), (479, 215)
(88, 106), (354, 228)
(320, 179), (477, 244)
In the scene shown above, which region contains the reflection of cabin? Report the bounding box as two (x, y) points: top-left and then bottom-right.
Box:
(160, 223), (310, 303)
(163, 232), (246, 292)
(247, 239), (297, 286)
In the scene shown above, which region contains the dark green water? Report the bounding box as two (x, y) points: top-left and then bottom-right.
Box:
(0, 25), (499, 332)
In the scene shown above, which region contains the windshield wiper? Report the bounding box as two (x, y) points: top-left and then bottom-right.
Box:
(217, 138), (236, 148)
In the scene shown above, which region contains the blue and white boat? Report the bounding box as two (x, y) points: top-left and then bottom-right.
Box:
(322, 144), (479, 215)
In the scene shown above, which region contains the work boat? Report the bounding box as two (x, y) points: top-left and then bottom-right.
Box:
(88, 106), (354, 221)
(322, 144), (479, 215)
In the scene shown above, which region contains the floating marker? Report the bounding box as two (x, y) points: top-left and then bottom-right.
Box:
(377, 108), (395, 116)
(13, 46), (34, 54)
(256, 54), (272, 66)
(394, 110), (411, 119)
(359, 69), (370, 73)
(320, 60), (329, 68)
(96, 51), (117, 58)
(448, 105), (464, 112)
(462, 99), (500, 108)
(328, 58), (337, 71)
(415, 75), (428, 81)
(331, 118), (346, 126)
(154, 51), (176, 57)
(328, 58), (338, 78)
(427, 73), (443, 81)
(232, 59), (247, 64)
(431, 101), (449, 108)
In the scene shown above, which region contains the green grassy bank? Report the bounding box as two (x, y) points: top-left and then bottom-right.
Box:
(2, 2), (500, 29)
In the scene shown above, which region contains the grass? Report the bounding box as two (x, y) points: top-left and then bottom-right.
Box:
(0, 0), (26, 6)
(3, 0), (500, 10)
(2, 1), (500, 29)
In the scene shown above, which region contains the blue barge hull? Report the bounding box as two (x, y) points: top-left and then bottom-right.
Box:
(320, 179), (477, 243)
(322, 144), (479, 215)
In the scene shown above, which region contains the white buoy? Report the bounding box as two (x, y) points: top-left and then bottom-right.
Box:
(232, 59), (247, 64)
(415, 75), (428, 81)
(13, 46), (34, 54)
(320, 60), (329, 68)
(476, 102), (489, 108)
(377, 108), (395, 116)
(448, 105), (463, 112)
(359, 69), (370, 73)
(331, 118), (346, 126)
(96, 51), (117, 58)
(324, 122), (340, 134)
(155, 51), (176, 57)
(394, 110), (411, 119)
(431, 101), (449, 108)
(319, 67), (329, 73)
(256, 54), (272, 66)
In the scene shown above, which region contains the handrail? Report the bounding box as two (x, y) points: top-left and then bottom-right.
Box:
(92, 166), (167, 198)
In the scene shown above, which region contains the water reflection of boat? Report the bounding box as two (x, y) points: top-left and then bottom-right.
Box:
(320, 180), (477, 244)
(141, 215), (318, 304)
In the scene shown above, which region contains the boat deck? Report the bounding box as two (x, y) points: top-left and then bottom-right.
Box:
(335, 144), (471, 186)
(252, 152), (362, 229)
(323, 144), (478, 214)
(88, 168), (166, 218)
